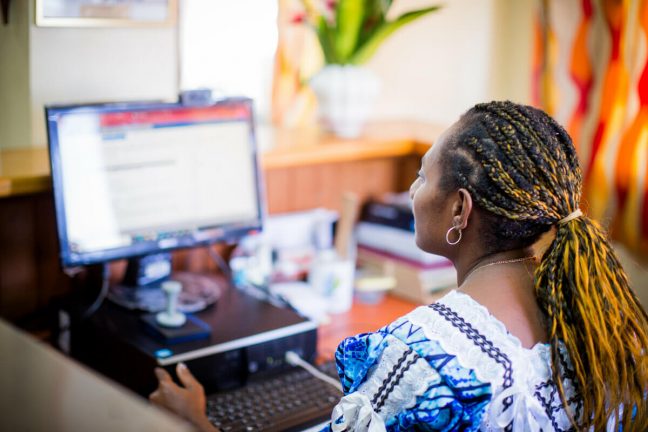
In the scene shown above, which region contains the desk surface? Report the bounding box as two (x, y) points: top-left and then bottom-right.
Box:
(317, 294), (417, 361)
(0, 121), (442, 198)
(0, 318), (193, 432)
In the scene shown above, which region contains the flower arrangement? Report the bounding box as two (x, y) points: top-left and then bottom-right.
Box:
(293, 0), (442, 65)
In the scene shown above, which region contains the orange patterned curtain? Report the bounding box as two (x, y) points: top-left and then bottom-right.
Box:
(534, 0), (648, 256)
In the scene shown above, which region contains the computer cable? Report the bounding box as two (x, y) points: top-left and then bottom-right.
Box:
(206, 244), (232, 281)
(81, 263), (111, 319)
(285, 350), (343, 392)
(241, 281), (302, 316)
(57, 264), (110, 339)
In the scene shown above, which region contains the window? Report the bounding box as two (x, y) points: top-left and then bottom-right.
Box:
(179, 1), (278, 123)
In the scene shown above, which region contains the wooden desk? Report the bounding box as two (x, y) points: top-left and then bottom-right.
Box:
(317, 294), (417, 362)
(0, 121), (442, 323)
(0, 319), (193, 431)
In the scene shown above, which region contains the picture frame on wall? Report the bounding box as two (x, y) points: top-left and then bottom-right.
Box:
(35, 0), (177, 27)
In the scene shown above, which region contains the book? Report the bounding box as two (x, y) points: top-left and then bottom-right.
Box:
(357, 246), (456, 304)
(360, 200), (414, 232)
(355, 222), (447, 266)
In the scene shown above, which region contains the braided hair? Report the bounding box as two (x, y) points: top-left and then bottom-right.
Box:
(439, 101), (648, 429)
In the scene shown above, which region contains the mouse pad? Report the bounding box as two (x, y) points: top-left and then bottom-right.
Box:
(140, 313), (211, 344)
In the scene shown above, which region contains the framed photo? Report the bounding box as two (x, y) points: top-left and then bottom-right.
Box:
(35, 0), (177, 27)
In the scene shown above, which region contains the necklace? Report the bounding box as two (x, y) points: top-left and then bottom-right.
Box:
(462, 256), (536, 284)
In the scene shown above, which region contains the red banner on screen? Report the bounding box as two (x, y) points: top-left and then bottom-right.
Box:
(99, 105), (250, 128)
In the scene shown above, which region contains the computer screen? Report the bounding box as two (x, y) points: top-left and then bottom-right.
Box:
(46, 98), (264, 269)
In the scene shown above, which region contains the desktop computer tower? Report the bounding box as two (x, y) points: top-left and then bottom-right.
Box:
(71, 286), (318, 397)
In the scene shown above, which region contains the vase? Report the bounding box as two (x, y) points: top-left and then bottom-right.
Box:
(309, 65), (380, 139)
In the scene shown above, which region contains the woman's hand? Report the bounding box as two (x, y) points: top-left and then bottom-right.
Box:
(149, 363), (218, 432)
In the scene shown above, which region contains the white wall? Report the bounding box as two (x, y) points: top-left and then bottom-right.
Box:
(367, 0), (535, 126)
(0, 0), (536, 148)
(0, 0), (32, 149)
(0, 2), (178, 149)
(29, 25), (178, 148)
(489, 0), (536, 104)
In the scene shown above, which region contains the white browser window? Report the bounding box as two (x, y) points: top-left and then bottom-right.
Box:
(57, 114), (257, 253)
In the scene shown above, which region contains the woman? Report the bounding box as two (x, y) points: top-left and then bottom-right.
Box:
(150, 101), (648, 431)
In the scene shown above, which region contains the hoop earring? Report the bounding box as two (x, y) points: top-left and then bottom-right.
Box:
(446, 226), (462, 245)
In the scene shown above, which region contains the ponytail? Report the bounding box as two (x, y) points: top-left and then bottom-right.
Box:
(535, 215), (648, 429)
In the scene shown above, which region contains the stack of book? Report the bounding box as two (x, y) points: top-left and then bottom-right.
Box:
(355, 199), (456, 304)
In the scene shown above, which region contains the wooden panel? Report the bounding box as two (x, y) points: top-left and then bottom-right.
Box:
(0, 197), (39, 319)
(264, 168), (291, 214)
(289, 164), (324, 211)
(265, 157), (411, 215)
(33, 195), (70, 302)
(0, 194), (72, 321)
(397, 154), (422, 192)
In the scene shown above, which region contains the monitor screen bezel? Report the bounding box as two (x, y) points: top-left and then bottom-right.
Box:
(45, 98), (265, 268)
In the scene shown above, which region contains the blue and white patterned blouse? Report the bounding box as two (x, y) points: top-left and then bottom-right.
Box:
(322, 290), (586, 432)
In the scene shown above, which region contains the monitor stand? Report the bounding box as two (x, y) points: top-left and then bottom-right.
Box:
(107, 253), (222, 313)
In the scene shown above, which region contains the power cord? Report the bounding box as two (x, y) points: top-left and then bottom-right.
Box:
(285, 351), (342, 392)
(80, 264), (110, 319)
(57, 263), (110, 335)
(206, 244), (232, 281)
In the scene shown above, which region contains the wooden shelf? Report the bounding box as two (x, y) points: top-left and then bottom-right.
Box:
(264, 121), (441, 169)
(0, 121), (443, 198)
(0, 148), (52, 197)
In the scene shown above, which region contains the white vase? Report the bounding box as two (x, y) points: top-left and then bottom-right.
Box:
(309, 65), (380, 139)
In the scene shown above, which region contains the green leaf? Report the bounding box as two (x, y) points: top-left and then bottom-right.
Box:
(356, 0), (390, 50)
(349, 6), (442, 65)
(334, 0), (365, 64)
(317, 16), (338, 64)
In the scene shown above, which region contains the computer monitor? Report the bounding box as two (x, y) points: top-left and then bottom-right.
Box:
(46, 98), (264, 308)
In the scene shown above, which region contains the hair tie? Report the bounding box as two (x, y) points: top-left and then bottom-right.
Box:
(558, 208), (583, 225)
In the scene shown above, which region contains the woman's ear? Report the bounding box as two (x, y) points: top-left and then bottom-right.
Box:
(451, 188), (473, 229)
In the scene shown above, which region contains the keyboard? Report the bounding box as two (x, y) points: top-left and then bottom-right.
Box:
(206, 361), (342, 432)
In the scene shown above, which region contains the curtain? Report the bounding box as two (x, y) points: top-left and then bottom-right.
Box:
(534, 0), (648, 257)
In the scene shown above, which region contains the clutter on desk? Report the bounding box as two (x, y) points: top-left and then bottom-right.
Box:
(309, 192), (360, 314)
(354, 273), (396, 305)
(229, 193), (457, 313)
(108, 271), (222, 313)
(229, 233), (273, 288)
(269, 281), (331, 324)
(229, 208), (338, 288)
(308, 248), (355, 314)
